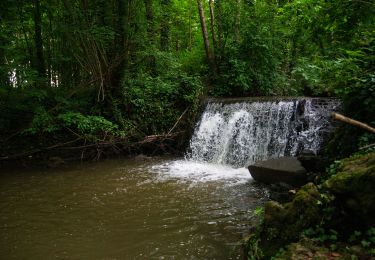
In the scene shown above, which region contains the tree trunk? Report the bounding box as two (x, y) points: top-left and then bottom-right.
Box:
(0, 35), (10, 88)
(33, 0), (45, 81)
(197, 0), (213, 66)
(208, 0), (217, 49)
(109, 0), (126, 99)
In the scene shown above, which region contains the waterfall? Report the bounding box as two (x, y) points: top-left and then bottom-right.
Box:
(187, 98), (341, 168)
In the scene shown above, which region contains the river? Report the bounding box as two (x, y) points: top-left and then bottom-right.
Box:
(0, 157), (268, 259)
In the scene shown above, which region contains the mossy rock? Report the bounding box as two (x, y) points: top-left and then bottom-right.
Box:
(259, 183), (322, 257)
(324, 151), (375, 227)
(246, 152), (375, 259)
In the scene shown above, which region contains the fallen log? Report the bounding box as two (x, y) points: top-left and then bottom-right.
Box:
(332, 112), (375, 134)
(359, 143), (375, 150)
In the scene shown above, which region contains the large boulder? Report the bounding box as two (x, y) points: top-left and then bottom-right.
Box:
(258, 183), (322, 257)
(248, 157), (308, 186)
(324, 151), (375, 228)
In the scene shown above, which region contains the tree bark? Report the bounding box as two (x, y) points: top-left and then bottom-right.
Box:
(108, 0), (126, 99)
(208, 0), (217, 49)
(332, 112), (375, 134)
(33, 0), (45, 81)
(0, 35), (10, 88)
(197, 0), (214, 66)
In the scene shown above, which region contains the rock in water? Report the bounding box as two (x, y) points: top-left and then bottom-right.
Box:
(248, 157), (307, 186)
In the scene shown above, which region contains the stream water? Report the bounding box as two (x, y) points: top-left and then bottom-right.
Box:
(0, 98), (340, 259)
(0, 158), (268, 259)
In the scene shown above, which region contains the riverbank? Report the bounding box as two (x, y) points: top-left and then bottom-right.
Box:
(245, 150), (375, 259)
(0, 129), (187, 169)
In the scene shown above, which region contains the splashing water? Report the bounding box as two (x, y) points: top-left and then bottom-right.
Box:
(187, 99), (340, 167)
(154, 98), (340, 183)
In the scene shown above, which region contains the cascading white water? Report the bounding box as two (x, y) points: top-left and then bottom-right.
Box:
(187, 98), (341, 168)
(152, 98), (340, 184)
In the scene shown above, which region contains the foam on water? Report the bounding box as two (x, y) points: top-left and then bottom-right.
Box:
(151, 160), (252, 185)
(151, 98), (340, 184)
(187, 99), (341, 167)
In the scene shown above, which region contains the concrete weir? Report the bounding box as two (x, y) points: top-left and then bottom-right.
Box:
(187, 97), (341, 168)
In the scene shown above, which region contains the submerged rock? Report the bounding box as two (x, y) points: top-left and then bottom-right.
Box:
(248, 157), (308, 186)
(268, 182), (295, 203)
(47, 156), (65, 168)
(134, 154), (152, 161)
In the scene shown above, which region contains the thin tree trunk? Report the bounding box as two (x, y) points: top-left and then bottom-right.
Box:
(208, 0), (216, 49)
(108, 0), (126, 100)
(197, 0), (213, 64)
(46, 5), (54, 87)
(33, 0), (45, 80)
(0, 35), (10, 88)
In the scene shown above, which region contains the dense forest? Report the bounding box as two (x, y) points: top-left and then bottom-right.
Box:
(0, 0), (374, 160)
(1, 1), (374, 259)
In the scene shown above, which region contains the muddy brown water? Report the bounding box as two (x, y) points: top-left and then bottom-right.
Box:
(0, 157), (268, 259)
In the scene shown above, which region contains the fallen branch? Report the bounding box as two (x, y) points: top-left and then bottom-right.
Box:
(359, 143), (375, 150)
(137, 132), (180, 144)
(332, 112), (375, 134)
(168, 107), (190, 135)
(0, 137), (83, 160)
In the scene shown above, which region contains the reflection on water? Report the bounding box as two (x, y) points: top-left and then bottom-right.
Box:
(0, 158), (268, 259)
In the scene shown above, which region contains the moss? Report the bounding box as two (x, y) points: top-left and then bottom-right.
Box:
(259, 183), (322, 257)
(324, 151), (375, 227)
(245, 152), (375, 259)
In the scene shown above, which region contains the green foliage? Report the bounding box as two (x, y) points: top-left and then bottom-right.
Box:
(122, 50), (203, 135)
(23, 108), (125, 143)
(1, 0), (374, 160)
(302, 227), (339, 243)
(213, 0), (285, 97)
(24, 107), (58, 134)
(254, 206), (264, 218)
(322, 160), (342, 181)
(245, 235), (264, 260)
(57, 112), (124, 141)
(348, 228), (375, 256)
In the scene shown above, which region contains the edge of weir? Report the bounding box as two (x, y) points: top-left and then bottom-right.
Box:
(204, 96), (341, 104)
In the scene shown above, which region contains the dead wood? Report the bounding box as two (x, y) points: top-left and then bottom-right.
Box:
(332, 112), (375, 134)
